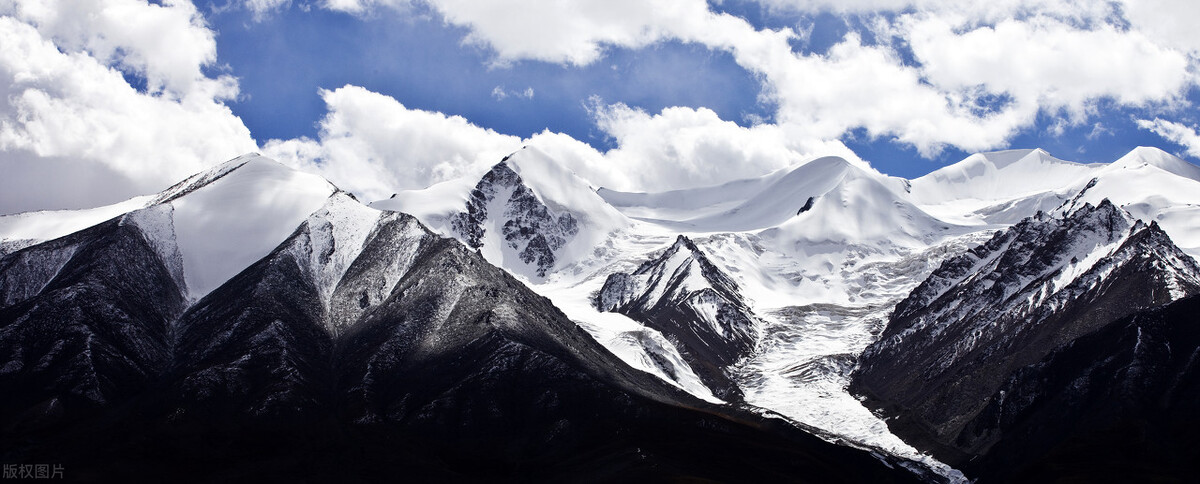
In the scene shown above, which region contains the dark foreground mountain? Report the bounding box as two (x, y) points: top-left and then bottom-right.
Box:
(957, 294), (1200, 482)
(0, 157), (928, 482)
(851, 200), (1200, 481)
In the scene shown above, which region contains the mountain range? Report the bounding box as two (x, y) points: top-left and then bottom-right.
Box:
(3, 145), (1199, 482)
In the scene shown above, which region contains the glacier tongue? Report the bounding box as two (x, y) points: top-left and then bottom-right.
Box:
(720, 233), (983, 484)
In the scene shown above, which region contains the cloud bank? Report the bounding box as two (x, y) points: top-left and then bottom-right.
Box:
(3, 0), (1200, 213)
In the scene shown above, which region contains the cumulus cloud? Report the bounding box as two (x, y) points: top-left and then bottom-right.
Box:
(266, 85), (864, 195)
(589, 102), (862, 190)
(902, 15), (1189, 115)
(5, 0), (234, 99)
(262, 85), (522, 201)
(312, 0), (1200, 160)
(327, 0), (711, 65)
(1119, 0), (1200, 57)
(1137, 118), (1200, 158)
(0, 1), (257, 214)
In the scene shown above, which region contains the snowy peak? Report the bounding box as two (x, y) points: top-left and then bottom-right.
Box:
(1046, 148), (1200, 257)
(450, 160), (581, 277)
(0, 153), (339, 300)
(599, 235), (744, 313)
(151, 153), (260, 205)
(611, 155), (952, 248)
(1107, 146), (1200, 181)
(910, 148), (1100, 206)
(281, 192), (382, 316)
(503, 146), (629, 231)
(761, 158), (953, 247)
(888, 199), (1144, 329)
(598, 235), (759, 399)
(155, 155), (337, 299)
(662, 156), (857, 232)
(447, 147), (630, 279)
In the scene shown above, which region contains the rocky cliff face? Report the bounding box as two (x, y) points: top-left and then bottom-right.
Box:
(450, 161), (580, 277)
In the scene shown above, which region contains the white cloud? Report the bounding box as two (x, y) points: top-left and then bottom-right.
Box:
(262, 85), (522, 201)
(333, 0), (713, 66)
(753, 0), (1116, 20)
(490, 85), (534, 101)
(1119, 0), (1200, 57)
(1137, 118), (1200, 158)
(4, 0), (234, 99)
(268, 85), (864, 195)
(242, 0), (293, 19)
(590, 102), (861, 190)
(0, 1), (257, 214)
(313, 0), (1199, 160)
(902, 15), (1190, 117)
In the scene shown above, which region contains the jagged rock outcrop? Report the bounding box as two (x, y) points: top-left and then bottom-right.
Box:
(598, 235), (759, 400)
(450, 161), (579, 277)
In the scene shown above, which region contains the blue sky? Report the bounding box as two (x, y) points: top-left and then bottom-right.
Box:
(2, 0), (1200, 212)
(197, 0), (1200, 180)
(203, 2), (771, 156)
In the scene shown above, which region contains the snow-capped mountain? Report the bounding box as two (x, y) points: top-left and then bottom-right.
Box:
(910, 149), (1074, 202)
(910, 147), (1200, 255)
(370, 144), (1200, 482)
(851, 200), (1200, 467)
(375, 146), (630, 280)
(0, 153), (337, 299)
(5, 143), (1200, 482)
(597, 235), (759, 400)
(0, 154), (934, 482)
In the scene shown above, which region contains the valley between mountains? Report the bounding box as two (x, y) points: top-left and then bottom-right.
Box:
(3, 146), (1199, 482)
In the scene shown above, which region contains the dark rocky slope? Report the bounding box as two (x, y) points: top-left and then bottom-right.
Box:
(851, 200), (1200, 480)
(956, 294), (1200, 482)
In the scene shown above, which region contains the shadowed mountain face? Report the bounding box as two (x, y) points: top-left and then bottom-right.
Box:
(955, 294), (1200, 483)
(598, 235), (760, 400)
(0, 182), (926, 482)
(850, 200), (1200, 480)
(0, 219), (185, 426)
